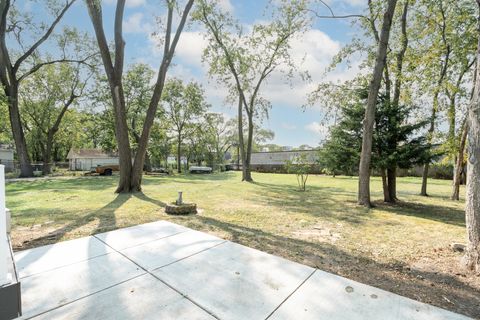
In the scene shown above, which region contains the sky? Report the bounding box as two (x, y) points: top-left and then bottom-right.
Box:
(23, 0), (368, 148)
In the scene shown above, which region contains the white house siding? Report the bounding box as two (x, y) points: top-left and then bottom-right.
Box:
(249, 150), (320, 173)
(69, 157), (119, 171)
(250, 150), (318, 165)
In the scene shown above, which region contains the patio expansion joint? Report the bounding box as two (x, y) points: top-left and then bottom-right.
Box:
(93, 234), (228, 320)
(110, 230), (189, 251)
(25, 273), (148, 320)
(18, 251), (113, 281)
(18, 230), (188, 280)
(264, 268), (317, 320)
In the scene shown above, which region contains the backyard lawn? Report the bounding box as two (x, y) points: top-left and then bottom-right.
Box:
(6, 172), (480, 318)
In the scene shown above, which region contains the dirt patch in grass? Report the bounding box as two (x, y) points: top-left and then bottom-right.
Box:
(7, 173), (480, 318)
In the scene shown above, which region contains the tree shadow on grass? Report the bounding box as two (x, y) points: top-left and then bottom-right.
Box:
(6, 176), (118, 194)
(142, 172), (236, 185)
(251, 181), (371, 224)
(186, 215), (479, 319)
(373, 200), (465, 227)
(133, 192), (167, 208)
(17, 194), (130, 250)
(251, 181), (465, 227)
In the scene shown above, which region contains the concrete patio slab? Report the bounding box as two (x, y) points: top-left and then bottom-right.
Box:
(268, 270), (471, 320)
(119, 229), (225, 270)
(13, 221), (473, 320)
(152, 241), (315, 320)
(20, 251), (144, 319)
(95, 220), (187, 251)
(15, 236), (114, 278)
(30, 274), (215, 320)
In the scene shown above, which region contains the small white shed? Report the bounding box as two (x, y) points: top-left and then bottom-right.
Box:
(67, 149), (119, 171)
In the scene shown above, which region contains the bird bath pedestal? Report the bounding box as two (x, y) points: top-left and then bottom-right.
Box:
(165, 191), (197, 215)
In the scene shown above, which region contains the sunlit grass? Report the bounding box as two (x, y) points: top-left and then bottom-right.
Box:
(6, 171), (465, 265)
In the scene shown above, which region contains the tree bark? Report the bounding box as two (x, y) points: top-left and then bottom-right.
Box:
(392, 0), (409, 108)
(87, 0), (133, 193)
(7, 84), (33, 177)
(130, 0), (194, 191)
(244, 112), (254, 182)
(43, 131), (54, 175)
(358, 0), (397, 207)
(237, 96), (247, 181)
(87, 0), (193, 192)
(0, 0), (75, 178)
(420, 91), (440, 196)
(381, 169), (391, 202)
(452, 122), (468, 200)
(420, 162), (430, 196)
(387, 167), (397, 201)
(177, 134), (182, 173)
(421, 3), (451, 196)
(463, 0), (480, 273)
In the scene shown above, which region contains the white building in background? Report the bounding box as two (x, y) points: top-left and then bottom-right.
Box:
(67, 149), (119, 171)
(0, 145), (14, 172)
(250, 149), (320, 173)
(167, 156), (187, 166)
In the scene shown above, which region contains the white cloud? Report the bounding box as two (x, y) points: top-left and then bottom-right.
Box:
(260, 29), (345, 108)
(342, 0), (365, 7)
(104, 0), (145, 7)
(305, 121), (328, 136)
(148, 25), (361, 112)
(123, 13), (150, 34)
(173, 32), (208, 69)
(218, 0), (234, 13)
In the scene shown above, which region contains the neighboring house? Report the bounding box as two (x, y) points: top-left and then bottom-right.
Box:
(250, 150), (320, 173)
(67, 149), (119, 171)
(0, 145), (14, 172)
(166, 156), (187, 166)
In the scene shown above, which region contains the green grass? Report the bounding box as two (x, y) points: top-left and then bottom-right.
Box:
(7, 172), (479, 318)
(6, 172), (465, 262)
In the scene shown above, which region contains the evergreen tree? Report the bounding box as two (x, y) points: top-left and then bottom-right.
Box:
(320, 90), (430, 202)
(373, 96), (431, 202)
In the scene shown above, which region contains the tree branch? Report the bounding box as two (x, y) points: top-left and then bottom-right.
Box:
(13, 0), (76, 73)
(17, 54), (97, 83)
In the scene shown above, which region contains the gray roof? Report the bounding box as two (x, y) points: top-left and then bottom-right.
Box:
(67, 149), (118, 159)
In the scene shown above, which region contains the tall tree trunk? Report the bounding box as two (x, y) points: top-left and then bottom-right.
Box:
(387, 167), (396, 202)
(129, 0), (194, 191)
(8, 84), (33, 177)
(421, 4), (451, 196)
(112, 86), (133, 193)
(381, 169), (391, 202)
(237, 96), (247, 181)
(463, 0), (480, 272)
(177, 134), (182, 173)
(43, 131), (55, 175)
(385, 1), (408, 204)
(236, 143), (240, 168)
(358, 0), (397, 207)
(392, 0), (409, 108)
(244, 112), (254, 182)
(0, 0), (74, 178)
(43, 93), (76, 176)
(452, 122), (468, 200)
(144, 153), (152, 172)
(420, 91), (440, 196)
(87, 0), (194, 193)
(420, 162), (430, 196)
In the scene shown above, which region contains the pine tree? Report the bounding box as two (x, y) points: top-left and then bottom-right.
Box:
(320, 90), (430, 202)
